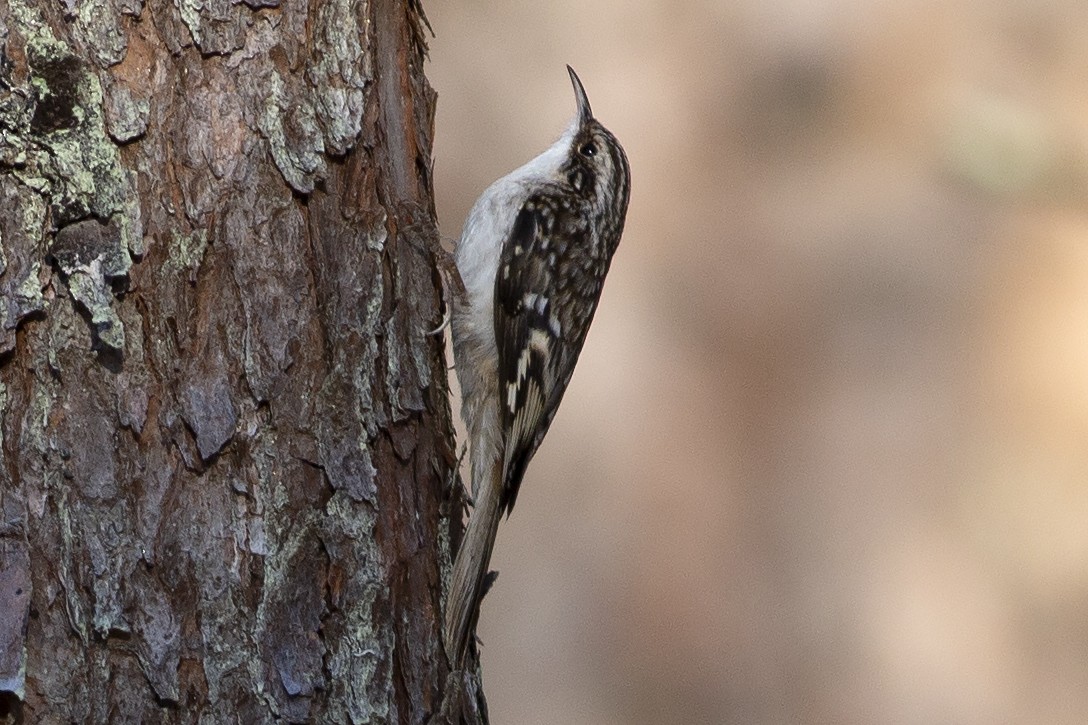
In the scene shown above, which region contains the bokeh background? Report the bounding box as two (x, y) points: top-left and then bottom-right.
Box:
(426, 2), (1088, 723)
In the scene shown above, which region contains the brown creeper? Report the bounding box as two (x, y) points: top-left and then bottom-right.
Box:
(444, 66), (631, 667)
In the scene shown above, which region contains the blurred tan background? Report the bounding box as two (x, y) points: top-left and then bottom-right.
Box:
(426, 2), (1088, 723)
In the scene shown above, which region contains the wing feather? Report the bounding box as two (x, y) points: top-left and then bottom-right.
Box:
(494, 193), (594, 513)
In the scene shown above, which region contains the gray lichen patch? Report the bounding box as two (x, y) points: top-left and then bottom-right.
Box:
(4, 0), (141, 357)
(63, 261), (126, 352)
(0, 182), (48, 354)
(307, 0), (372, 155)
(0, 256), (47, 355)
(257, 73), (326, 195)
(166, 228), (208, 279)
(235, 0), (374, 193)
(30, 66), (133, 225)
(177, 0), (250, 56)
(15, 262), (44, 303)
(118, 173), (144, 258)
(74, 0), (129, 69)
(49, 218), (131, 354)
(0, 51), (33, 170)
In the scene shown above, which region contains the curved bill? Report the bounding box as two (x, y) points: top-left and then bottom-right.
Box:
(567, 65), (593, 122)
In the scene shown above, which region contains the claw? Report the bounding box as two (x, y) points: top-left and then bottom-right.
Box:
(426, 262), (454, 335)
(425, 237), (466, 338)
(426, 304), (452, 336)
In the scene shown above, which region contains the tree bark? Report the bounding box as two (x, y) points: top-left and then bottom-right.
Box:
(0, 0), (463, 721)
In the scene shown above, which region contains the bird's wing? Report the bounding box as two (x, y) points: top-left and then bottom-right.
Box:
(493, 192), (597, 513)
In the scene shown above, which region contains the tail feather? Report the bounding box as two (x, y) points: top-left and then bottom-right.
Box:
(444, 460), (504, 668)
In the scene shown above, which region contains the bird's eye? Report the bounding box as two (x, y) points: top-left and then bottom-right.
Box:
(579, 142), (597, 157)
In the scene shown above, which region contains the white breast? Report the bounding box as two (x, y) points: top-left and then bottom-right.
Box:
(455, 121), (578, 338)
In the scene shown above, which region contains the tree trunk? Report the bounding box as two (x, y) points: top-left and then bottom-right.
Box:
(0, 0), (464, 721)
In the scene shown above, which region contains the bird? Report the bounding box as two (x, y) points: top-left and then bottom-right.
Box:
(443, 65), (631, 669)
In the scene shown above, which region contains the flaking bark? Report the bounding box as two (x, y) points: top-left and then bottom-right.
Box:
(0, 0), (467, 721)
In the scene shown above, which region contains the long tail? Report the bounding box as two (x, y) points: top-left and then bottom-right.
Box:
(444, 459), (504, 668)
